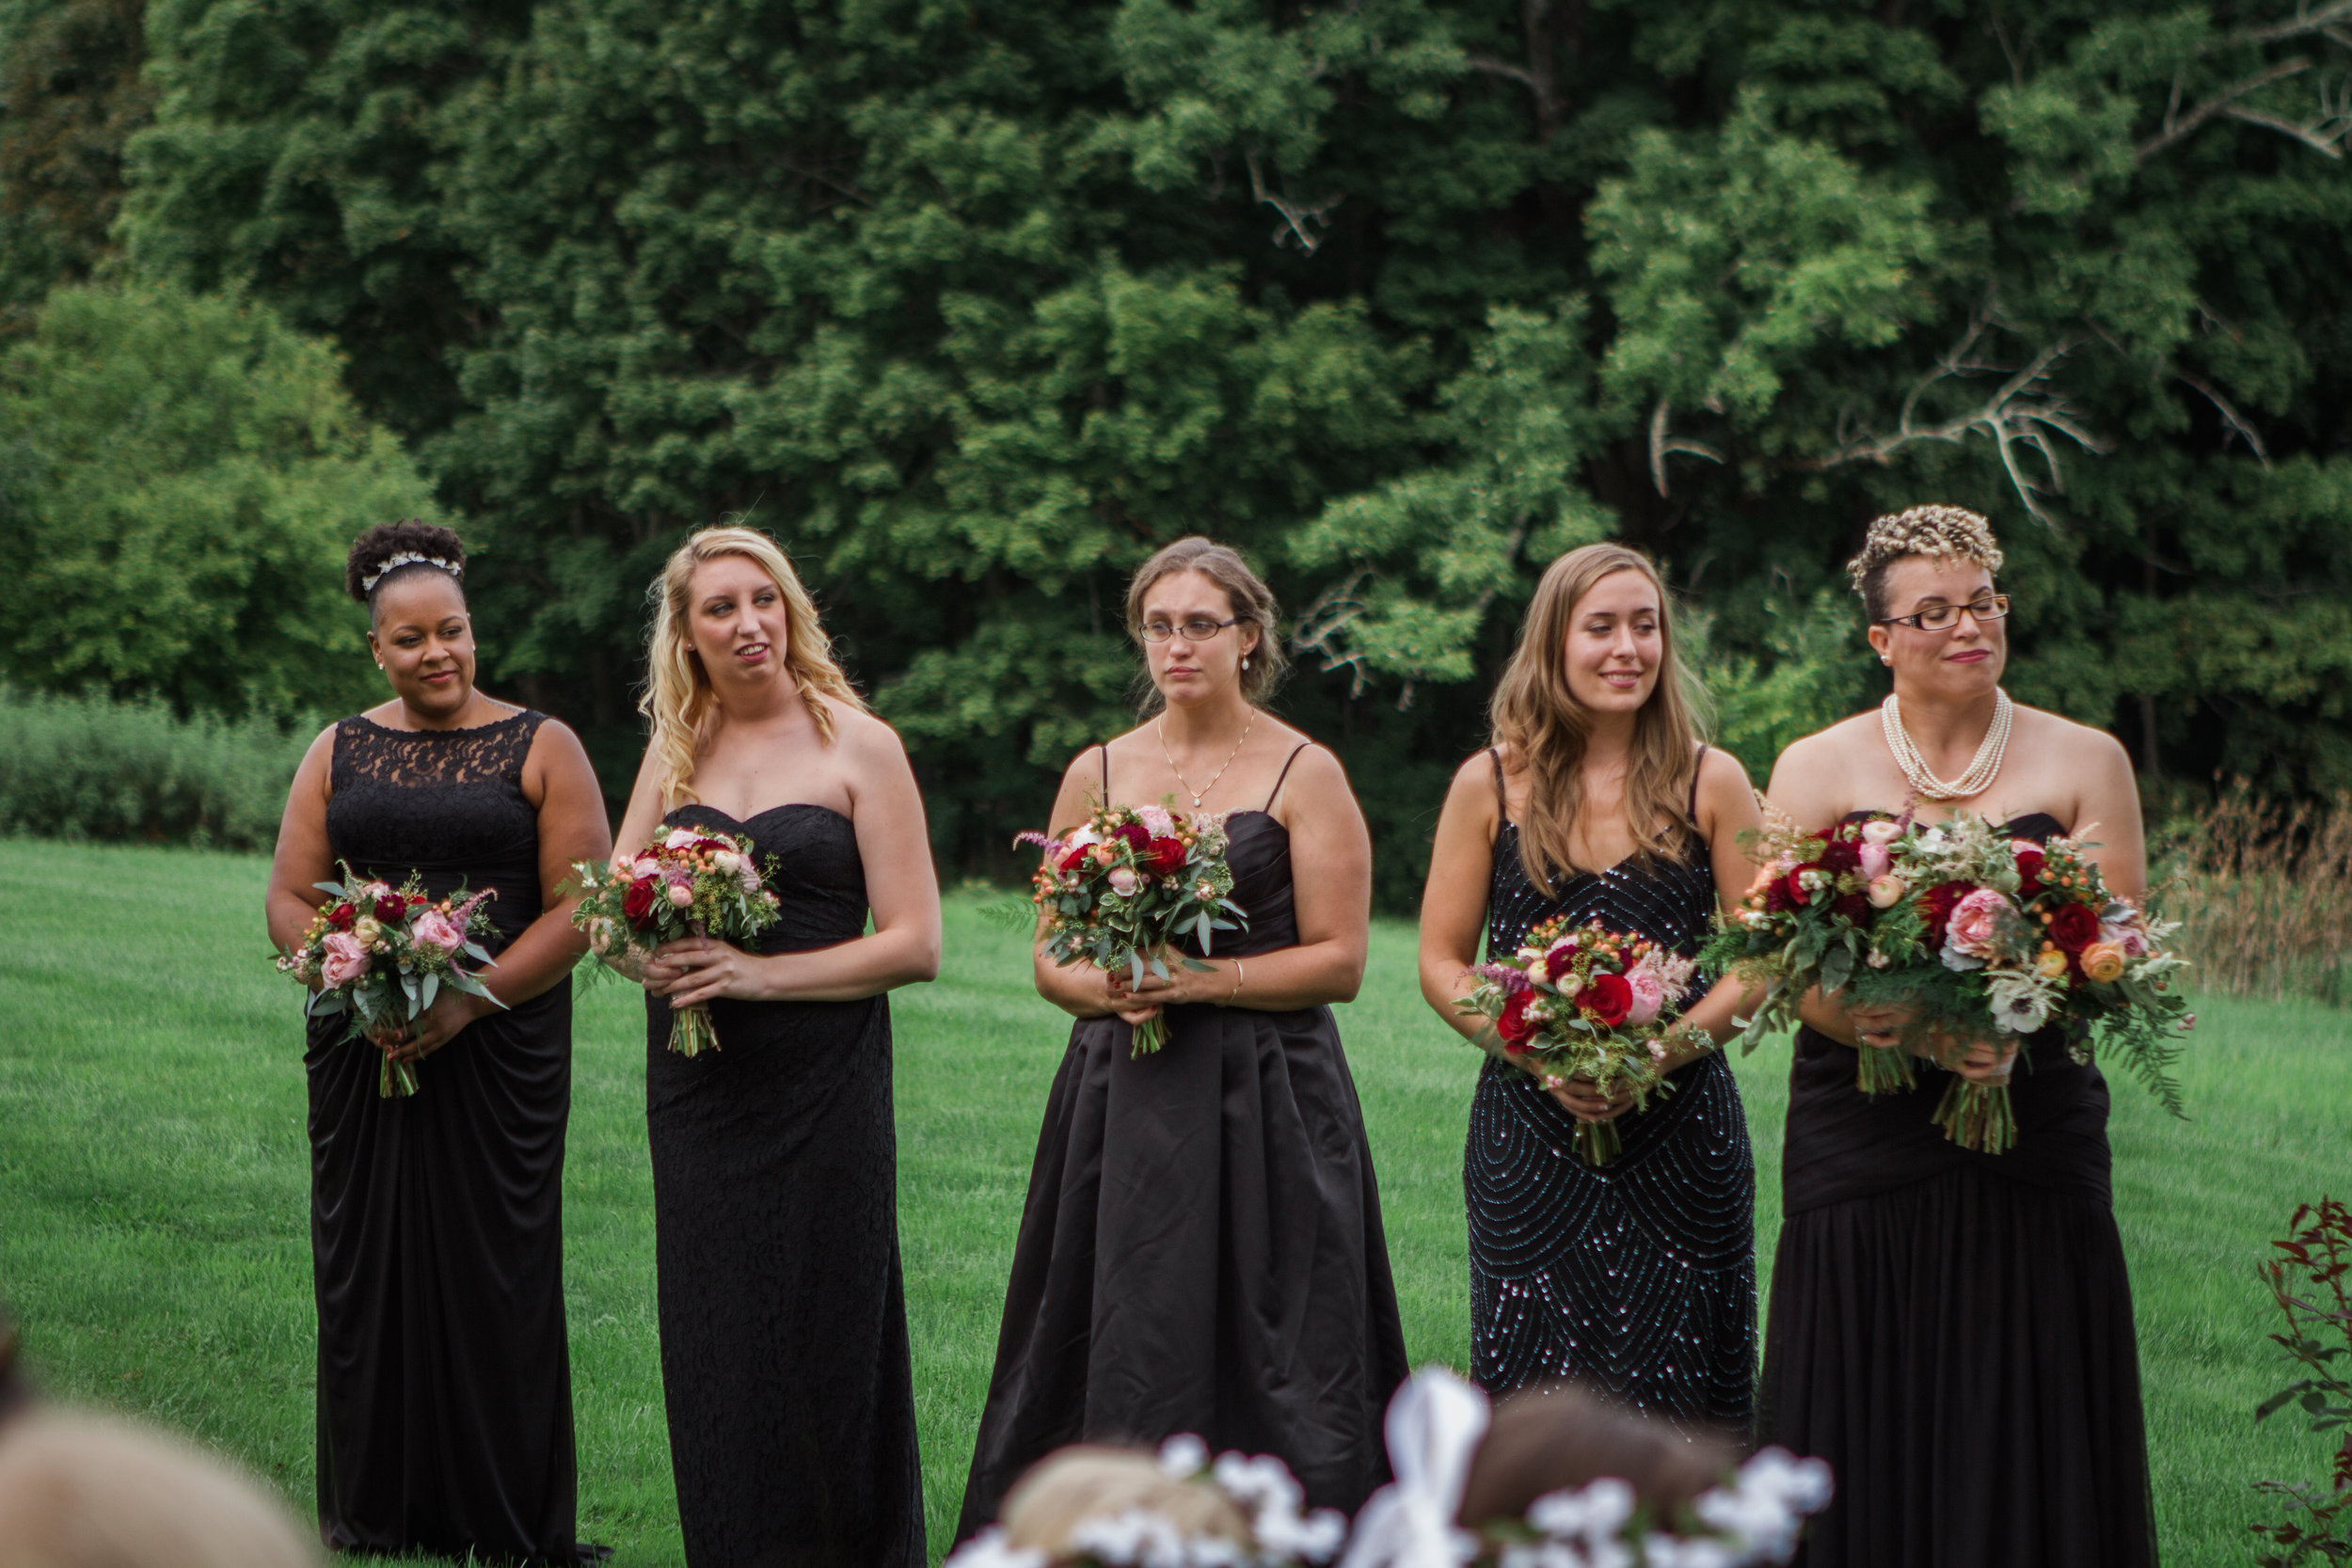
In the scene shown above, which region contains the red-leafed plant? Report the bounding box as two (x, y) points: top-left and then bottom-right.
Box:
(2254, 1197), (2352, 1566)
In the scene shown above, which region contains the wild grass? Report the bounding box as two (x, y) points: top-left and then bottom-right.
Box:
(0, 839), (2344, 1566)
(2161, 785), (2352, 1006)
(0, 689), (313, 850)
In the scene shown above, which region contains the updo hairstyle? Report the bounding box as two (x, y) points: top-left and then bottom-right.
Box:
(1123, 537), (1288, 705)
(1844, 505), (2003, 622)
(344, 520), (468, 611)
(1456, 1381), (1738, 1533)
(997, 1446), (1252, 1560)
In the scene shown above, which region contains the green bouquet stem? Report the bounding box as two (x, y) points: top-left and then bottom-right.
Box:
(667, 1002), (721, 1058)
(378, 1053), (419, 1099)
(1575, 1119), (1623, 1166)
(1933, 1077), (2017, 1154)
(1855, 1039), (1918, 1096)
(1129, 1010), (1170, 1056)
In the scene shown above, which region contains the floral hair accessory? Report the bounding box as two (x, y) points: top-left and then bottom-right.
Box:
(360, 551), (463, 592)
(1343, 1369), (1834, 1568)
(947, 1436), (1346, 1568)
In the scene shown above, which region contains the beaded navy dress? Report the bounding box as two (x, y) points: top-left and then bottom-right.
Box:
(306, 711), (589, 1563)
(1758, 812), (2155, 1568)
(956, 745), (1412, 1540)
(645, 802), (924, 1568)
(1466, 750), (1756, 1436)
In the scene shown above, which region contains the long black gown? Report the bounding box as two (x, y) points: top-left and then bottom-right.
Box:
(1758, 812), (2156, 1568)
(645, 803), (924, 1568)
(1466, 750), (1756, 1435)
(956, 745), (1411, 1539)
(307, 710), (586, 1562)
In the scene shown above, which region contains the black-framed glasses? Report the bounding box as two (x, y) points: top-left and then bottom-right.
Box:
(1876, 594), (2010, 633)
(1136, 616), (1242, 643)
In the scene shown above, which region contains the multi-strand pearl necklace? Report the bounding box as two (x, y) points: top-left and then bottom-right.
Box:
(1880, 689), (2013, 800)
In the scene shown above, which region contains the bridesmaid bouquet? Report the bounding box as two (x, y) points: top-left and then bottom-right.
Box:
(1456, 915), (1711, 1165)
(275, 864), (501, 1098)
(564, 827), (781, 1057)
(1017, 801), (1248, 1055)
(1709, 809), (2193, 1151)
(1701, 812), (1926, 1095)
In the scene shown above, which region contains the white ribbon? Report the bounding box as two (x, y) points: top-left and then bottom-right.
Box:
(1339, 1368), (1490, 1568)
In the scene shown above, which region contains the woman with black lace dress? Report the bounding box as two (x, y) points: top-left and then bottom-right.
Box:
(1417, 543), (1764, 1437)
(610, 526), (939, 1567)
(265, 522), (612, 1562)
(1756, 506), (2154, 1568)
(957, 538), (1409, 1540)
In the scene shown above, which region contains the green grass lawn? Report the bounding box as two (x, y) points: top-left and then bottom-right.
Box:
(0, 839), (2344, 1565)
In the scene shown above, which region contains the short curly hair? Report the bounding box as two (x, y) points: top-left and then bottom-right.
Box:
(1845, 504), (2003, 621)
(344, 519), (467, 610)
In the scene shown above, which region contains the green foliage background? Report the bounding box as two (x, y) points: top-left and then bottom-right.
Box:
(3, 0), (2348, 903)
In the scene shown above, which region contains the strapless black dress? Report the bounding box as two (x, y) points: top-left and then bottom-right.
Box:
(955, 749), (1411, 1538)
(644, 803), (925, 1567)
(306, 711), (587, 1563)
(1466, 754), (1756, 1437)
(1757, 813), (2156, 1568)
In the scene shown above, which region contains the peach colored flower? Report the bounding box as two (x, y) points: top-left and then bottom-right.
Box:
(667, 883), (693, 908)
(1942, 887), (2015, 964)
(2080, 942), (2126, 984)
(1106, 866), (1139, 895)
(1867, 875), (1907, 909)
(1860, 819), (1901, 845)
(1625, 966), (1666, 1028)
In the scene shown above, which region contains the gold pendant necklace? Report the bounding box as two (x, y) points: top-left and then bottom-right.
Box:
(1158, 709), (1255, 809)
(1881, 689), (2012, 801)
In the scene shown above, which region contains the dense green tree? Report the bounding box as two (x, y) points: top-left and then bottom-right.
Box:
(0, 0), (152, 322)
(0, 283), (441, 719)
(8, 0), (2344, 899)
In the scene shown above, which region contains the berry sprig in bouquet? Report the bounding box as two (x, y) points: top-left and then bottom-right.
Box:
(1019, 801), (1248, 1056)
(275, 864), (501, 1098)
(1702, 812), (1927, 1095)
(1457, 914), (1711, 1165)
(1861, 813), (2193, 1152)
(565, 827), (781, 1057)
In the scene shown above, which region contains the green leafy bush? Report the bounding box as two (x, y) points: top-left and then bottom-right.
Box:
(0, 687), (313, 850)
(2253, 1197), (2352, 1565)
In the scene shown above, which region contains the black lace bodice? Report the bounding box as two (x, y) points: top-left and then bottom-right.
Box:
(325, 710), (548, 949)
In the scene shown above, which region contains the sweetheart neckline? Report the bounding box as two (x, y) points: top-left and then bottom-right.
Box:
(670, 800), (853, 831)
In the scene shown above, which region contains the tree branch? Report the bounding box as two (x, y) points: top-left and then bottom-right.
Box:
(1291, 570), (1374, 697)
(1806, 326), (2108, 528)
(2136, 57), (2313, 165)
(1245, 152), (1340, 256)
(1648, 398), (1724, 498)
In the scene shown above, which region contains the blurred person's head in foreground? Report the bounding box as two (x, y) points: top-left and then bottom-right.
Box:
(947, 1435), (1347, 1567)
(0, 1408), (316, 1568)
(0, 1307), (30, 1429)
(1343, 1367), (1832, 1567)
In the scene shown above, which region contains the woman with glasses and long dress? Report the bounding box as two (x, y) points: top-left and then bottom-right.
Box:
(956, 537), (1410, 1541)
(1756, 506), (2155, 1568)
(1416, 543), (1765, 1437)
(609, 527), (939, 1567)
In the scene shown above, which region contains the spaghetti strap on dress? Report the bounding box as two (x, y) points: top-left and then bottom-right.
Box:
(1464, 746), (1756, 1435)
(957, 740), (1408, 1538)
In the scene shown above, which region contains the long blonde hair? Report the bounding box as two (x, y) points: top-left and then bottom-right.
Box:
(640, 526), (868, 810)
(1490, 543), (1708, 892)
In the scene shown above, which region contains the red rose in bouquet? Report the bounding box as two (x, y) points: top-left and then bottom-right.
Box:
(1918, 879), (1972, 942)
(2047, 900), (2100, 952)
(2013, 843), (2047, 895)
(327, 902), (357, 931)
(1580, 971), (1634, 1027)
(1142, 837), (1188, 877)
(623, 877), (660, 927)
(1497, 989), (1537, 1048)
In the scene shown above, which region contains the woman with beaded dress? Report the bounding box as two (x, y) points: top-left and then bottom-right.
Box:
(1417, 543), (1765, 1436)
(957, 538), (1410, 1541)
(1756, 505), (2155, 1568)
(609, 527), (938, 1567)
(265, 523), (612, 1562)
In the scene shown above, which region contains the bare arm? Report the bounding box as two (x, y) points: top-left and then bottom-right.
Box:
(655, 719), (943, 1006)
(1654, 749), (1768, 1067)
(2068, 727), (2147, 900)
(1417, 755), (1502, 1045)
(1032, 750), (1129, 1020)
(264, 727), (342, 958)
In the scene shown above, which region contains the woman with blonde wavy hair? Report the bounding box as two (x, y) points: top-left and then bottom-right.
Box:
(1416, 542), (1764, 1435)
(610, 524), (940, 1567)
